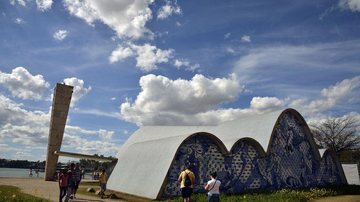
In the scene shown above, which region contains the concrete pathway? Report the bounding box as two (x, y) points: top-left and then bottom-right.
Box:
(0, 177), (125, 202)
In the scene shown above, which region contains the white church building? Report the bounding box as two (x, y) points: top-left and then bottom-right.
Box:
(107, 108), (347, 199)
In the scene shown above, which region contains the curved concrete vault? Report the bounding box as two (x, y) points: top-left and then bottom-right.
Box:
(108, 108), (347, 199)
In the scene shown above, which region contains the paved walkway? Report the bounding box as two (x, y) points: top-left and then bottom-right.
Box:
(0, 177), (125, 202)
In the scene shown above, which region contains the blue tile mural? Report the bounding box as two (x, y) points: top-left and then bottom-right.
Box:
(161, 111), (345, 197)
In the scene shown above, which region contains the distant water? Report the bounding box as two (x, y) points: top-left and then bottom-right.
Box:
(0, 167), (44, 178)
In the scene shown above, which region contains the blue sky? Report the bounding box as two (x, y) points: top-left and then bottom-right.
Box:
(0, 0), (359, 161)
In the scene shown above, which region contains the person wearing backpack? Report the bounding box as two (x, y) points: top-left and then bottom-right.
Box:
(204, 172), (221, 202)
(178, 165), (195, 202)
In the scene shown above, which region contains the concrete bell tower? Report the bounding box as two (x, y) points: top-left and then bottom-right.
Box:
(45, 83), (73, 181)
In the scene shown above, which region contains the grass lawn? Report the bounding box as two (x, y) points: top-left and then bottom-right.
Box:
(0, 185), (51, 202)
(77, 183), (360, 202)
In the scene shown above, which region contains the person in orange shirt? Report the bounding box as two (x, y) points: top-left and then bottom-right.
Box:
(178, 165), (195, 202)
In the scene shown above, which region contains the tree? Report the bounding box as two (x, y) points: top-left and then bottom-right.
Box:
(310, 116), (360, 153)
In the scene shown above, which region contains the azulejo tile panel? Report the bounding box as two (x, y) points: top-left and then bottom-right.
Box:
(162, 112), (344, 197)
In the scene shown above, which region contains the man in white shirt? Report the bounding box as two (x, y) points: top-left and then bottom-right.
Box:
(204, 172), (221, 202)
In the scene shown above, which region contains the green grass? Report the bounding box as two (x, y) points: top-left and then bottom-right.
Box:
(0, 185), (51, 202)
(169, 185), (360, 202)
(76, 184), (360, 202)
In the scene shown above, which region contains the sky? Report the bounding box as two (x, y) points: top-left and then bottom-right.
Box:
(0, 0), (360, 161)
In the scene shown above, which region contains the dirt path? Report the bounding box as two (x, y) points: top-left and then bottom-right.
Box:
(0, 177), (125, 202)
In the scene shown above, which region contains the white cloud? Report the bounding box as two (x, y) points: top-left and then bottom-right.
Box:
(176, 21), (182, 27)
(241, 35), (251, 43)
(14, 151), (32, 160)
(250, 97), (285, 112)
(174, 59), (190, 68)
(132, 43), (174, 71)
(36, 0), (53, 11)
(14, 18), (25, 24)
(120, 74), (244, 125)
(109, 43), (174, 71)
(226, 47), (235, 54)
(109, 45), (134, 63)
(65, 125), (114, 140)
(63, 77), (91, 107)
(174, 59), (200, 72)
(73, 108), (120, 119)
(233, 41), (360, 85)
(53, 30), (68, 41)
(224, 33), (231, 39)
(0, 93), (50, 146)
(0, 92), (120, 159)
(0, 67), (50, 100)
(62, 133), (119, 155)
(120, 72), (360, 127)
(63, 0), (154, 40)
(10, 0), (27, 6)
(62, 0), (183, 71)
(290, 76), (360, 114)
(321, 76), (360, 99)
(157, 1), (182, 20)
(62, 127), (119, 156)
(339, 0), (360, 12)
(98, 129), (114, 140)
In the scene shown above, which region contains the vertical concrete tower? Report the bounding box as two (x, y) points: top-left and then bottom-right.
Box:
(45, 83), (73, 181)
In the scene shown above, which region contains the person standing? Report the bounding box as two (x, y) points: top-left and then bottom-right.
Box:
(29, 168), (33, 177)
(178, 165), (195, 202)
(35, 169), (39, 178)
(64, 163), (76, 202)
(58, 169), (68, 202)
(204, 172), (221, 202)
(99, 169), (107, 199)
(81, 168), (85, 179)
(73, 163), (81, 199)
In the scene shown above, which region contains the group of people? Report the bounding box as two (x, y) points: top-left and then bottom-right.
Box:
(58, 164), (107, 201)
(28, 168), (40, 177)
(58, 163), (217, 201)
(58, 163), (82, 202)
(178, 166), (221, 202)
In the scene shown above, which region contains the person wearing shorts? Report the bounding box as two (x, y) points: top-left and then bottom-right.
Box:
(178, 165), (195, 202)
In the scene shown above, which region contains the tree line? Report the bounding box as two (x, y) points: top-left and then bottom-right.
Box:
(1, 154), (117, 171)
(0, 159), (45, 169)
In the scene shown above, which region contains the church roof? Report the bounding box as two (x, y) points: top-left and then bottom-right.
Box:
(107, 108), (318, 199)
